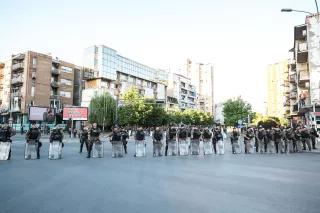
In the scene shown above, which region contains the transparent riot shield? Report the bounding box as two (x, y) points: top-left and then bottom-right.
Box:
(112, 140), (124, 158)
(178, 139), (189, 156)
(25, 140), (38, 160)
(233, 140), (241, 154)
(135, 140), (146, 157)
(167, 140), (178, 156)
(153, 140), (163, 157)
(203, 139), (213, 155)
(92, 141), (104, 158)
(296, 140), (303, 152)
(48, 141), (63, 160)
(247, 139), (255, 154)
(217, 140), (225, 155)
(267, 140), (275, 154)
(0, 142), (11, 160)
(190, 139), (200, 155)
(258, 139), (265, 154)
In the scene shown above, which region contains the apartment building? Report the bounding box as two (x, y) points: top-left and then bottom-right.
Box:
(166, 73), (197, 111)
(266, 60), (289, 118)
(0, 51), (87, 125)
(286, 14), (320, 127)
(184, 59), (214, 115)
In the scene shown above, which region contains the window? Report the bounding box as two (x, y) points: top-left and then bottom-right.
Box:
(60, 79), (72, 86)
(32, 58), (37, 68)
(31, 86), (35, 97)
(60, 91), (71, 98)
(61, 66), (73, 73)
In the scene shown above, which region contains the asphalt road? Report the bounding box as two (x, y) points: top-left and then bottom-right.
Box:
(1, 135), (320, 213)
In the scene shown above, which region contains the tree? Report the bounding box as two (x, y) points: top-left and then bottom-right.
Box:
(252, 113), (288, 129)
(223, 96), (253, 127)
(143, 99), (167, 126)
(89, 92), (117, 129)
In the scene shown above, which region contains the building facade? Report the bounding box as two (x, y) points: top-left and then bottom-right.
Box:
(184, 59), (214, 115)
(82, 45), (168, 106)
(0, 51), (87, 126)
(167, 73), (197, 111)
(284, 14), (320, 128)
(266, 60), (289, 118)
(214, 102), (224, 124)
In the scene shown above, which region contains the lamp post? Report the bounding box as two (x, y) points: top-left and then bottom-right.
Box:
(281, 0), (319, 16)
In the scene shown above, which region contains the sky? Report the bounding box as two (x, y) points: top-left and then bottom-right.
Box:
(0, 0), (316, 113)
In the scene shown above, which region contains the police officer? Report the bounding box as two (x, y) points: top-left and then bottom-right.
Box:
(213, 127), (223, 154)
(26, 123), (42, 159)
(79, 126), (89, 153)
(310, 125), (318, 149)
(166, 126), (177, 156)
(50, 124), (64, 146)
(230, 127), (240, 154)
(121, 128), (129, 154)
(256, 126), (266, 154)
(87, 123), (101, 158)
(0, 123), (16, 160)
(243, 128), (254, 154)
(153, 127), (163, 156)
(300, 125), (312, 151)
(274, 126), (282, 154)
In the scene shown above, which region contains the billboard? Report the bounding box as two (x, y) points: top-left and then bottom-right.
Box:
(29, 106), (55, 122)
(63, 107), (88, 121)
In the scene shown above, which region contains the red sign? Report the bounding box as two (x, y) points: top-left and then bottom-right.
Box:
(63, 107), (88, 121)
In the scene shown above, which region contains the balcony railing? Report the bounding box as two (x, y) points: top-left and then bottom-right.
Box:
(51, 68), (60, 75)
(11, 76), (23, 85)
(50, 94), (59, 99)
(11, 91), (21, 98)
(10, 106), (21, 112)
(290, 92), (297, 99)
(298, 70), (309, 82)
(50, 81), (60, 88)
(12, 63), (24, 71)
(289, 74), (297, 83)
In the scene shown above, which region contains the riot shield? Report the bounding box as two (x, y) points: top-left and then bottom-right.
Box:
(232, 140), (241, 154)
(48, 141), (63, 160)
(135, 140), (146, 157)
(267, 140), (276, 154)
(258, 139), (265, 154)
(167, 140), (178, 156)
(190, 139), (200, 155)
(246, 139), (255, 154)
(25, 140), (38, 160)
(0, 142), (11, 160)
(92, 141), (104, 158)
(153, 140), (163, 157)
(203, 140), (213, 155)
(178, 139), (189, 156)
(112, 140), (124, 158)
(217, 140), (225, 155)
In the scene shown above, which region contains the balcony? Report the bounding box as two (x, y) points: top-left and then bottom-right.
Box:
(290, 92), (297, 99)
(51, 81), (60, 88)
(289, 74), (297, 83)
(290, 85), (297, 92)
(10, 106), (21, 112)
(297, 42), (308, 63)
(11, 76), (23, 85)
(51, 68), (60, 75)
(32, 72), (36, 79)
(298, 70), (309, 82)
(285, 87), (290, 94)
(50, 94), (59, 99)
(11, 91), (21, 98)
(12, 63), (24, 71)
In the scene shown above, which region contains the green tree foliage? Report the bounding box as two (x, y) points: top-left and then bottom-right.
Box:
(252, 113), (288, 129)
(88, 92), (116, 128)
(223, 97), (253, 127)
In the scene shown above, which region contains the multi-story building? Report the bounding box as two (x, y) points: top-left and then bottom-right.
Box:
(184, 59), (214, 115)
(0, 60), (12, 118)
(167, 73), (197, 111)
(266, 60), (289, 118)
(0, 51), (87, 126)
(82, 45), (168, 106)
(285, 14), (320, 127)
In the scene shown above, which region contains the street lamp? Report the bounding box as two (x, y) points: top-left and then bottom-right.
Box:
(281, 8), (313, 15)
(281, 0), (319, 16)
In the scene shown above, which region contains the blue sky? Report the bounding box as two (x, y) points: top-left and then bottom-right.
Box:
(0, 0), (316, 112)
